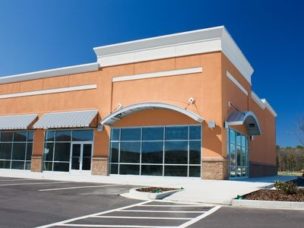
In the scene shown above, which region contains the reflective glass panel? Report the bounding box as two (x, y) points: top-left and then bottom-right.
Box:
(165, 166), (187, 177)
(189, 141), (201, 164)
(119, 165), (139, 175)
(141, 165), (162, 176)
(12, 143), (26, 160)
(121, 128), (141, 141)
(165, 126), (188, 140)
(165, 141), (188, 164)
(120, 142), (140, 163)
(111, 129), (120, 141)
(72, 130), (93, 141)
(142, 127), (163, 141)
(142, 141), (163, 163)
(54, 143), (70, 162)
(55, 131), (71, 141)
(110, 142), (119, 163)
(189, 126), (201, 140)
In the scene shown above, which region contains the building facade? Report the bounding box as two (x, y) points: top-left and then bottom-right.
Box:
(0, 26), (277, 180)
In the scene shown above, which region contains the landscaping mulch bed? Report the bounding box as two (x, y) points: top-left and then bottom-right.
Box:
(244, 177), (304, 202)
(137, 187), (176, 193)
(244, 189), (304, 202)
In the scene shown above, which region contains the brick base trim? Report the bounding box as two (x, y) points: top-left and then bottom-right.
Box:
(91, 157), (108, 176)
(249, 161), (277, 177)
(31, 155), (43, 172)
(202, 158), (228, 180)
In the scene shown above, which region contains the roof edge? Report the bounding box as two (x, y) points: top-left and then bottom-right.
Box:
(0, 62), (99, 84)
(94, 26), (253, 84)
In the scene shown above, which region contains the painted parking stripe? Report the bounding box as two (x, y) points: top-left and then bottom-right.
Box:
(0, 181), (69, 187)
(36, 200), (152, 228)
(117, 209), (207, 213)
(178, 205), (222, 228)
(38, 184), (118, 192)
(57, 225), (176, 227)
(136, 204), (212, 207)
(92, 215), (190, 220)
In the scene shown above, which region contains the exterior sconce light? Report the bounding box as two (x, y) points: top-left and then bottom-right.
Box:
(208, 120), (216, 129)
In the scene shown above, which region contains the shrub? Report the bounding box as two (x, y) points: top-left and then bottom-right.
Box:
(274, 181), (298, 194)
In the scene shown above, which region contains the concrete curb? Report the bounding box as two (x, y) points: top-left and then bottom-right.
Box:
(232, 199), (304, 210)
(121, 187), (180, 200)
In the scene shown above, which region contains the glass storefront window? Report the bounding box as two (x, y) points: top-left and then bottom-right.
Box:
(43, 129), (93, 172)
(228, 128), (248, 178)
(0, 131), (33, 170)
(110, 125), (201, 177)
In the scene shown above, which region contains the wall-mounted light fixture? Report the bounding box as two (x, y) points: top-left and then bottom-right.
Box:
(208, 120), (216, 129)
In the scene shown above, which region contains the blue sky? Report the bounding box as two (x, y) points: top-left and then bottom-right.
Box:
(0, 0), (303, 147)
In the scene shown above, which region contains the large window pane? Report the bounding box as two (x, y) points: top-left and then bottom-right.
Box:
(165, 141), (188, 164)
(165, 166), (187, 177)
(0, 160), (11, 168)
(54, 143), (70, 162)
(141, 165), (162, 176)
(165, 126), (188, 140)
(110, 164), (118, 174)
(43, 162), (53, 171)
(190, 126), (201, 140)
(189, 166), (200, 177)
(26, 143), (33, 160)
(142, 142), (163, 163)
(11, 161), (25, 170)
(110, 142), (119, 162)
(44, 143), (54, 161)
(1, 132), (13, 142)
(120, 142), (140, 163)
(46, 131), (55, 141)
(12, 143), (26, 160)
(142, 127), (163, 141)
(0, 143), (12, 159)
(120, 165), (139, 175)
(55, 131), (71, 141)
(111, 129), (120, 141)
(14, 131), (27, 141)
(189, 141), (201, 164)
(121, 128), (141, 141)
(72, 130), (93, 141)
(53, 162), (69, 172)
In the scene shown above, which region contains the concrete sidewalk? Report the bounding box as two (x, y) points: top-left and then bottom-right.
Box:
(0, 170), (295, 205)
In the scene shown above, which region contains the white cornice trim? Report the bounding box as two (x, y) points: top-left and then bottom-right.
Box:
(0, 62), (99, 84)
(251, 91), (266, 110)
(261, 99), (277, 117)
(94, 26), (253, 84)
(112, 67), (203, 82)
(0, 84), (97, 99)
(226, 71), (248, 96)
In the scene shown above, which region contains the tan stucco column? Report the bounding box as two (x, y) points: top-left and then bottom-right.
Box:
(91, 127), (110, 175)
(31, 129), (45, 172)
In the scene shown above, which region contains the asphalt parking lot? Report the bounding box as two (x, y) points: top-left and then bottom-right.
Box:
(0, 176), (219, 228)
(0, 176), (303, 228)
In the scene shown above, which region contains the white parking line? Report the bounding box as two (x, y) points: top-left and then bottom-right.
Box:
(92, 215), (190, 220)
(36, 200), (152, 228)
(57, 225), (176, 227)
(0, 181), (69, 187)
(178, 205), (222, 228)
(38, 184), (118, 192)
(118, 210), (207, 213)
(137, 204), (212, 207)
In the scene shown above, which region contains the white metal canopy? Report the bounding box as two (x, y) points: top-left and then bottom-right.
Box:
(0, 114), (37, 130)
(226, 111), (262, 136)
(100, 102), (203, 126)
(33, 110), (98, 129)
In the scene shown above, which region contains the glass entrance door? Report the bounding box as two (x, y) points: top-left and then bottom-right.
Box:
(70, 143), (92, 172)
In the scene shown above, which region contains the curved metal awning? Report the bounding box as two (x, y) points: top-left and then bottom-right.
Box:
(0, 114), (37, 130)
(101, 102), (203, 126)
(226, 111), (262, 136)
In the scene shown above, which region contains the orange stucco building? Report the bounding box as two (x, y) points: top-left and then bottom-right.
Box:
(0, 26), (276, 179)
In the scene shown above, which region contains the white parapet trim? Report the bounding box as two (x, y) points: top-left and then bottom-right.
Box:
(112, 67), (203, 82)
(0, 62), (99, 84)
(0, 84), (97, 99)
(251, 91), (266, 110)
(94, 26), (254, 84)
(226, 71), (248, 96)
(261, 99), (277, 117)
